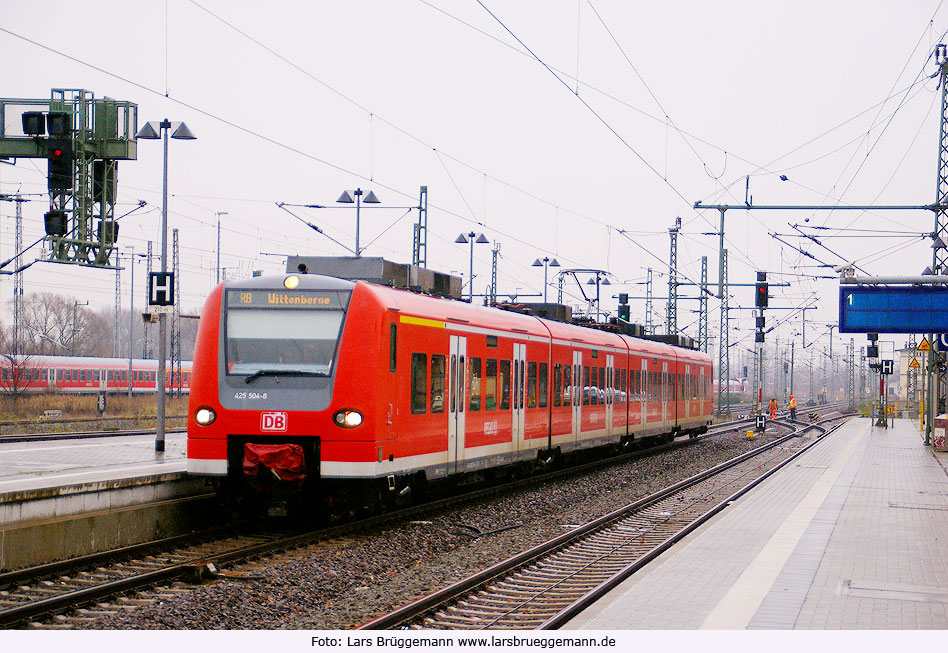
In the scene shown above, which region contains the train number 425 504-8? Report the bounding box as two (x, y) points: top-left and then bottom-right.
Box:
(234, 392), (268, 400)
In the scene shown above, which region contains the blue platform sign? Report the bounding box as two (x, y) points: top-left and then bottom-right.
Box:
(839, 286), (948, 333)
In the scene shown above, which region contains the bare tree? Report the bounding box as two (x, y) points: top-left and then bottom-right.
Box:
(13, 293), (112, 356)
(10, 292), (199, 361)
(0, 328), (36, 399)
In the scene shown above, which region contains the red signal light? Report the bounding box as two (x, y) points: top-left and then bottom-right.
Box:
(51, 149), (63, 157)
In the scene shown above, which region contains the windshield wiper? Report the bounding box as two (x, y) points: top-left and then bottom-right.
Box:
(244, 369), (329, 384)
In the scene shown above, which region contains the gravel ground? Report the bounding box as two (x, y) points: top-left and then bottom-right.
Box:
(80, 426), (793, 630)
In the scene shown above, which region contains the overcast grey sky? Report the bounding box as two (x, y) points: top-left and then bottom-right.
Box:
(0, 1), (944, 357)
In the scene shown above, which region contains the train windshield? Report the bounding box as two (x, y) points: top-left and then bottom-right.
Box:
(224, 289), (349, 378)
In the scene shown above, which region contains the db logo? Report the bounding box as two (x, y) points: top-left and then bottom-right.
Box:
(261, 412), (288, 432)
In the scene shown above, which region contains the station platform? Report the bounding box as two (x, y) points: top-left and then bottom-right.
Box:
(565, 417), (948, 630)
(0, 432), (213, 570)
(0, 431), (187, 494)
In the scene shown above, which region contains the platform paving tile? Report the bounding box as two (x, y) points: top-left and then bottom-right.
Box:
(565, 420), (865, 629)
(566, 418), (948, 630)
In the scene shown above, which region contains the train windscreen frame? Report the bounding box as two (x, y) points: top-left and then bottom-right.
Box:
(223, 289), (351, 379)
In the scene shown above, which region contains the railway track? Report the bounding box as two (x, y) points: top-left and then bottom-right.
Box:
(359, 414), (849, 630)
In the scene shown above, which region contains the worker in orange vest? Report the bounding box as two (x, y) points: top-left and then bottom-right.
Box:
(788, 394), (797, 420)
(768, 397), (778, 419)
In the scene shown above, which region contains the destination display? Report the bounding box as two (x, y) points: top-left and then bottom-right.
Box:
(226, 289), (349, 310)
(839, 286), (948, 333)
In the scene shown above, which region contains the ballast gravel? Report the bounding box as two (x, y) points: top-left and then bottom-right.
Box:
(80, 426), (793, 630)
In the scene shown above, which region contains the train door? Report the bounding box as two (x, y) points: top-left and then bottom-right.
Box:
(605, 354), (614, 432)
(640, 359), (648, 427)
(571, 350), (582, 440)
(684, 364), (691, 419)
(662, 361), (669, 423)
(448, 335), (467, 473)
(512, 343), (526, 451)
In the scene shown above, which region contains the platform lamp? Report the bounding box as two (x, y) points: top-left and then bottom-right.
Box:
(456, 232), (489, 302)
(135, 119), (196, 453)
(532, 257), (560, 304)
(586, 273), (611, 321)
(336, 188), (380, 257)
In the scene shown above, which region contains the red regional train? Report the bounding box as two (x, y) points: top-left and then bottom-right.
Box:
(187, 271), (713, 512)
(0, 355), (192, 394)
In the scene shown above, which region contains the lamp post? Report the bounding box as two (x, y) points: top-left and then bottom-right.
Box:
(455, 232), (489, 302)
(531, 256), (560, 303)
(215, 211), (228, 284)
(336, 188), (380, 257)
(135, 119), (196, 452)
(586, 272), (611, 321)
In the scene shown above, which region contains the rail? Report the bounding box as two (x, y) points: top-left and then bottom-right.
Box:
(358, 413), (848, 629)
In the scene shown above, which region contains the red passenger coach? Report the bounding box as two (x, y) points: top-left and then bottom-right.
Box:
(187, 272), (713, 511)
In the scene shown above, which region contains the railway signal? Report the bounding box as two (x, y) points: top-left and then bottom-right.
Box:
(618, 293), (630, 321)
(46, 137), (73, 191)
(754, 271), (768, 308)
(0, 89), (138, 268)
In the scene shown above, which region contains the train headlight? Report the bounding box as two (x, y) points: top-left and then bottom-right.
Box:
(194, 407), (217, 426)
(333, 409), (363, 428)
(283, 275), (300, 289)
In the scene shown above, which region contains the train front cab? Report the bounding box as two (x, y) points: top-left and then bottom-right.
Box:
(187, 274), (373, 512)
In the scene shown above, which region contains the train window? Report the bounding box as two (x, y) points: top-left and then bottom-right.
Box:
(224, 289), (350, 378)
(500, 360), (511, 410)
(599, 367), (605, 404)
(469, 358), (482, 411)
(620, 368), (626, 404)
(526, 362), (537, 409)
(553, 365), (562, 407)
(487, 335), (497, 348)
(563, 365), (571, 405)
(430, 354), (445, 413)
(538, 363), (547, 408)
(94, 370), (100, 382)
(583, 366), (590, 406)
(485, 359), (497, 411)
(411, 353), (427, 414)
(390, 324), (397, 373)
(458, 356), (465, 413)
(591, 367), (600, 405)
(79, 370), (85, 382)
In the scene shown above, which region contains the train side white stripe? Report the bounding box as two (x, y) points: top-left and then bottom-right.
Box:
(188, 459), (228, 475)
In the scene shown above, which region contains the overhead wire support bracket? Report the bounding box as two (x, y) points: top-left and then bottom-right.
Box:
(693, 201), (946, 299)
